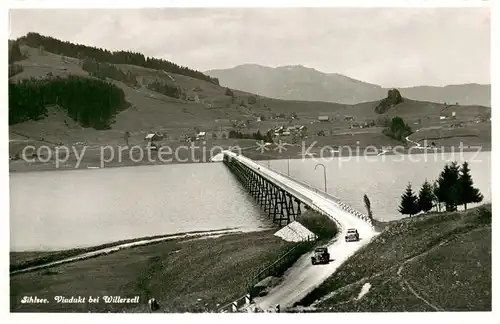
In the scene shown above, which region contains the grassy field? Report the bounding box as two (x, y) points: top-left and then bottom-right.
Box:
(10, 230), (296, 313)
(410, 122), (491, 149)
(295, 204), (492, 312)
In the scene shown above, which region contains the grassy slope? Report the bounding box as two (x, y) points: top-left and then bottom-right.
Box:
(296, 204), (491, 312)
(10, 230), (295, 313)
(9, 45), (491, 149)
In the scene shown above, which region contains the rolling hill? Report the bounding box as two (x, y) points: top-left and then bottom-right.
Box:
(8, 33), (491, 150)
(206, 64), (491, 107)
(296, 205), (492, 312)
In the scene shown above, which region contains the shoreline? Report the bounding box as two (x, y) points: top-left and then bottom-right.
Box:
(9, 145), (491, 173)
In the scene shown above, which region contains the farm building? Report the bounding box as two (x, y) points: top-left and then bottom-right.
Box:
(196, 131), (206, 140)
(144, 133), (163, 142)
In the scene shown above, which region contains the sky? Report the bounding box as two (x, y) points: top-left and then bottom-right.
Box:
(9, 7), (491, 87)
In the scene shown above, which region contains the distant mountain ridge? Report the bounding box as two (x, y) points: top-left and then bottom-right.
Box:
(206, 64), (490, 107)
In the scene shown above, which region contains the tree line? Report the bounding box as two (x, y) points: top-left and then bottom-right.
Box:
(383, 116), (412, 142)
(228, 130), (273, 142)
(9, 40), (26, 78)
(9, 64), (24, 78)
(81, 58), (138, 88)
(399, 161), (483, 216)
(9, 76), (129, 129)
(9, 40), (25, 63)
(146, 80), (185, 99)
(16, 32), (219, 85)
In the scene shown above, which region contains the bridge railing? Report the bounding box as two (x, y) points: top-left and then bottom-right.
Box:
(256, 161), (374, 228)
(225, 153), (317, 209)
(248, 235), (316, 290)
(218, 294), (252, 313)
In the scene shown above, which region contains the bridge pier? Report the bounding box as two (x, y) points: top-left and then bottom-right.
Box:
(223, 155), (302, 226)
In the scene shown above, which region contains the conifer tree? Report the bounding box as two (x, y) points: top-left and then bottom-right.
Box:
(418, 180), (434, 213)
(399, 183), (420, 216)
(458, 161), (483, 210)
(435, 162), (461, 211)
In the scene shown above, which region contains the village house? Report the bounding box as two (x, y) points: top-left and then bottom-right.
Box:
(145, 132), (164, 150)
(196, 131), (206, 140)
(144, 133), (163, 142)
(440, 111), (456, 120)
(272, 126), (285, 136)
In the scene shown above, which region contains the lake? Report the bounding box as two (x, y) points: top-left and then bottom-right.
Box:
(10, 163), (271, 251)
(265, 151), (491, 222)
(10, 151), (491, 251)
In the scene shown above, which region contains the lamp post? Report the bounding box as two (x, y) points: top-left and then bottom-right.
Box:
(314, 163), (327, 193)
(287, 158), (290, 176)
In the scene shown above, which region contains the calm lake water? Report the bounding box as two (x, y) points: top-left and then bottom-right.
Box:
(266, 151), (491, 222)
(10, 163), (271, 251)
(10, 151), (491, 251)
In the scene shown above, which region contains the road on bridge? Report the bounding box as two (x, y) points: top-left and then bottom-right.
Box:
(224, 152), (378, 311)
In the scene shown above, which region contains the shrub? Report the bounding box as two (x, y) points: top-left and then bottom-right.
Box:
(297, 211), (338, 241)
(383, 116), (412, 141)
(224, 87), (234, 97)
(248, 96), (257, 104)
(475, 205), (491, 225)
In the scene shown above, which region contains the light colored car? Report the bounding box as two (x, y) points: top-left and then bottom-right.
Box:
(345, 228), (360, 242)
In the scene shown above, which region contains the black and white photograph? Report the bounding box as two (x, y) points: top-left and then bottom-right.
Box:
(5, 0), (494, 317)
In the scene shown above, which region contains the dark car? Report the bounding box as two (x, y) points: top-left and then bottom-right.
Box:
(311, 247), (330, 265)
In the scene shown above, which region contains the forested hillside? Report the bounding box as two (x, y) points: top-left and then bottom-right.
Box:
(16, 32), (219, 85)
(9, 76), (129, 130)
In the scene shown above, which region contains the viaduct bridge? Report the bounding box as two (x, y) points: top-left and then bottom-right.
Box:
(222, 151), (375, 232)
